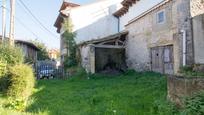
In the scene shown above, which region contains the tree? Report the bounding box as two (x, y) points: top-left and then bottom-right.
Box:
(31, 40), (50, 61)
(62, 19), (78, 69)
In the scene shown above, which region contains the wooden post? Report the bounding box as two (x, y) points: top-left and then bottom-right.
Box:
(9, 0), (16, 45)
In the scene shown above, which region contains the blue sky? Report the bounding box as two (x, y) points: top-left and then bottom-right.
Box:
(0, 0), (96, 49)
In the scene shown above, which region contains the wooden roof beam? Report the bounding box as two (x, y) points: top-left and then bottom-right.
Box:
(113, 0), (140, 17)
(93, 45), (125, 49)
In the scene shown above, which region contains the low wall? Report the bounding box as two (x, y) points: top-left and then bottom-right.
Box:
(167, 75), (204, 106)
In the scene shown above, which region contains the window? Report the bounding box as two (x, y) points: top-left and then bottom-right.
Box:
(157, 11), (165, 24)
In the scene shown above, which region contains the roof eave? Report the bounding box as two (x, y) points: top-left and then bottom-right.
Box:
(78, 31), (129, 46)
(113, 0), (139, 17)
(15, 40), (40, 51)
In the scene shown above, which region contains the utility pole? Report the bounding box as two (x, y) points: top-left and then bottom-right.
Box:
(2, 0), (6, 42)
(9, 0), (16, 45)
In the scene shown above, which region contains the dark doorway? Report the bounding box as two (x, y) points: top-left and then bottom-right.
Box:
(95, 48), (126, 74)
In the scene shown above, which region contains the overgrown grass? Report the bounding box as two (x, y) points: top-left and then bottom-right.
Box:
(1, 71), (177, 115)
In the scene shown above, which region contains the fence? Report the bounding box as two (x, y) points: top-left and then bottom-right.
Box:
(36, 60), (67, 79)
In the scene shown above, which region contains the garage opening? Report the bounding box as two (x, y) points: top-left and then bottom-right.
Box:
(80, 31), (128, 74)
(95, 47), (126, 74)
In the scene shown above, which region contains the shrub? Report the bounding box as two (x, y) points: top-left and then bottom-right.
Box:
(7, 64), (35, 109)
(0, 44), (24, 65)
(179, 66), (204, 77)
(180, 66), (193, 72)
(62, 19), (78, 69)
(0, 77), (9, 92)
(6, 99), (26, 111)
(0, 59), (8, 92)
(152, 100), (178, 115)
(182, 91), (204, 115)
(64, 56), (77, 68)
(68, 67), (87, 80)
(0, 59), (7, 78)
(0, 44), (24, 92)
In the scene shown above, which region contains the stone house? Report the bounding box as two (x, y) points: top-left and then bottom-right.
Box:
(113, 0), (204, 74)
(55, 0), (204, 74)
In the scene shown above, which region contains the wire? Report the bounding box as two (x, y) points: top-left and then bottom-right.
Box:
(2, 6), (40, 39)
(17, 0), (58, 38)
(15, 17), (40, 39)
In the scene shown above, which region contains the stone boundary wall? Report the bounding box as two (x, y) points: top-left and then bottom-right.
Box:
(167, 75), (204, 106)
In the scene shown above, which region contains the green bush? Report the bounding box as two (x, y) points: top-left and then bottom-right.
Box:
(0, 44), (24, 92)
(0, 59), (7, 78)
(0, 59), (8, 92)
(7, 64), (35, 107)
(0, 44), (24, 65)
(64, 56), (77, 68)
(5, 99), (26, 111)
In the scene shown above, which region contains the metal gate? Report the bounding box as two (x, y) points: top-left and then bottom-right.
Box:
(36, 61), (65, 79)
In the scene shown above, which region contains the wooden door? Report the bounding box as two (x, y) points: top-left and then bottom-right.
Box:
(151, 45), (174, 74)
(151, 47), (164, 73)
(163, 45), (174, 74)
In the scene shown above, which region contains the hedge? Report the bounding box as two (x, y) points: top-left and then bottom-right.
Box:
(0, 44), (24, 65)
(7, 64), (35, 101)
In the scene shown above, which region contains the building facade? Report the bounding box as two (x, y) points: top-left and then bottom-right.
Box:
(48, 49), (59, 60)
(113, 0), (204, 74)
(55, 0), (204, 74)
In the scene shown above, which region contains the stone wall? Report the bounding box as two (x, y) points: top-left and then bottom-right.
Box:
(125, 2), (176, 71)
(119, 0), (164, 31)
(80, 45), (91, 72)
(167, 75), (204, 106)
(176, 0), (194, 66)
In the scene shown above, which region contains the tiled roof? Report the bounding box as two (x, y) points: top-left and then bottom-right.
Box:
(54, 2), (80, 33)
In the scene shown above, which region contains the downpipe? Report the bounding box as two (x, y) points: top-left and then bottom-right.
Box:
(181, 30), (186, 66)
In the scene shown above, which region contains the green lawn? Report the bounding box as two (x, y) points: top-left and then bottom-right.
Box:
(0, 71), (176, 115)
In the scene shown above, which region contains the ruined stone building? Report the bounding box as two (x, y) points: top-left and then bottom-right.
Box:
(55, 0), (204, 74)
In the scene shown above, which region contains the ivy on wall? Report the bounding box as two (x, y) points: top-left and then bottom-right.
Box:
(62, 19), (78, 69)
